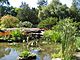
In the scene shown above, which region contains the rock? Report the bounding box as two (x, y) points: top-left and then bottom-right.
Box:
(18, 55), (36, 60)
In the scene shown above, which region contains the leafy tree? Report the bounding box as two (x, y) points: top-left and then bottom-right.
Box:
(17, 2), (39, 25)
(0, 15), (19, 28)
(0, 0), (10, 6)
(0, 6), (18, 18)
(70, 0), (80, 22)
(0, 0), (10, 17)
(72, 0), (80, 10)
(38, 0), (70, 20)
(37, 0), (48, 6)
(38, 17), (58, 29)
(38, 0), (80, 22)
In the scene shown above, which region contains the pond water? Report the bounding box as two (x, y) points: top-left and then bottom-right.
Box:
(0, 42), (61, 60)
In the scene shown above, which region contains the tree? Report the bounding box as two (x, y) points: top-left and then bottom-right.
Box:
(0, 0), (10, 6)
(70, 0), (80, 22)
(0, 6), (18, 17)
(38, 17), (58, 29)
(0, 15), (19, 28)
(72, 0), (80, 10)
(37, 0), (48, 6)
(17, 2), (39, 26)
(38, 0), (70, 20)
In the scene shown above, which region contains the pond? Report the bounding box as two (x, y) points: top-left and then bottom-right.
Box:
(0, 42), (61, 60)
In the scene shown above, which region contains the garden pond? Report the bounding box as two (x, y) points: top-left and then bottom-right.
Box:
(0, 42), (61, 60)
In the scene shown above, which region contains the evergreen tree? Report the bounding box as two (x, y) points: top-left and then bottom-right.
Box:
(37, 0), (48, 6)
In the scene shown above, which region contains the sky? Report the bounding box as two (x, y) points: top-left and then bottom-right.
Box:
(9, 0), (72, 8)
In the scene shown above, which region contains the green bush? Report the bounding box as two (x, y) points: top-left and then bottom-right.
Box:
(18, 21), (33, 28)
(52, 50), (62, 58)
(38, 17), (58, 29)
(0, 15), (19, 28)
(11, 30), (21, 37)
(20, 50), (30, 58)
(52, 18), (77, 60)
(43, 18), (77, 60)
(19, 50), (36, 58)
(11, 29), (22, 41)
(76, 37), (80, 50)
(43, 30), (61, 42)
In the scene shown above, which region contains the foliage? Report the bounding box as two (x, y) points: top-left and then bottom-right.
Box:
(43, 30), (61, 42)
(38, 0), (67, 20)
(18, 21), (33, 28)
(0, 0), (10, 6)
(0, 15), (19, 28)
(20, 50), (30, 58)
(17, 2), (39, 25)
(43, 18), (77, 59)
(38, 17), (58, 29)
(52, 50), (62, 58)
(38, 0), (80, 22)
(37, 0), (47, 6)
(76, 37), (80, 50)
(52, 18), (77, 60)
(0, 6), (20, 18)
(11, 30), (21, 37)
(11, 29), (22, 41)
(19, 50), (36, 59)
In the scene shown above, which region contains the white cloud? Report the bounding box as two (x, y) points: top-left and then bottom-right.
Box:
(59, 0), (72, 7)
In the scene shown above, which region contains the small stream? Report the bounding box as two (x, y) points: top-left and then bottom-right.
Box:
(0, 43), (61, 60)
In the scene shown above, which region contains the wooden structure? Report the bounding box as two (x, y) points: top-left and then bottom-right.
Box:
(0, 28), (45, 36)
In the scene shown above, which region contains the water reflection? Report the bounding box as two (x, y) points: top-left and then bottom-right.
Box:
(0, 43), (61, 60)
(0, 48), (19, 60)
(0, 48), (51, 60)
(43, 54), (51, 60)
(0, 48), (11, 58)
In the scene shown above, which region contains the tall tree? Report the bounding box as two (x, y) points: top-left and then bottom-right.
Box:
(17, 2), (39, 26)
(0, 0), (10, 6)
(72, 0), (80, 10)
(0, 6), (17, 18)
(70, 0), (80, 22)
(37, 0), (48, 6)
(38, 0), (70, 20)
(0, 0), (10, 18)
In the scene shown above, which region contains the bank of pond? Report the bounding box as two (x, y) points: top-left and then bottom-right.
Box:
(0, 28), (80, 60)
(0, 28), (45, 43)
(0, 41), (80, 60)
(0, 42), (62, 60)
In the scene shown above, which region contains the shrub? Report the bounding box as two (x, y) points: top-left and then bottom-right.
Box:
(43, 18), (77, 59)
(52, 18), (77, 60)
(38, 17), (58, 29)
(18, 21), (33, 28)
(43, 30), (61, 42)
(76, 37), (80, 50)
(52, 50), (62, 58)
(0, 15), (19, 28)
(11, 29), (22, 41)
(19, 50), (36, 57)
(20, 50), (30, 58)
